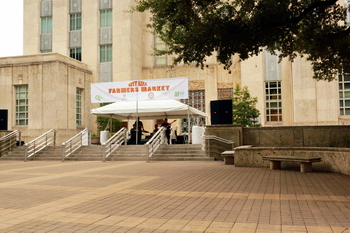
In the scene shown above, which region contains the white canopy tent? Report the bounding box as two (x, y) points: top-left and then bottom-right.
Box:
(90, 99), (207, 120)
(91, 100), (207, 144)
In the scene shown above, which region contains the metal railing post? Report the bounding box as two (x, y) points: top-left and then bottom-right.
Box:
(103, 144), (106, 162)
(89, 130), (91, 146)
(18, 131), (21, 146)
(146, 144), (150, 162)
(24, 145), (28, 162)
(62, 144), (66, 162)
(53, 130), (56, 146)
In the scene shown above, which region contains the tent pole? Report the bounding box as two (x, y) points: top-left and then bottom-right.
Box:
(136, 92), (139, 145)
(187, 104), (190, 144)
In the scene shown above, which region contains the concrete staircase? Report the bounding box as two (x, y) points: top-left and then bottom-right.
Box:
(0, 146), (63, 161)
(152, 144), (213, 161)
(0, 144), (214, 162)
(0, 146), (26, 160)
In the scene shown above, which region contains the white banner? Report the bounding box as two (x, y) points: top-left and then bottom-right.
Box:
(91, 77), (189, 103)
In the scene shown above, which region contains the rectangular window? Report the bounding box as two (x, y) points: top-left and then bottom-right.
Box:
(339, 73), (350, 115)
(76, 88), (82, 126)
(41, 50), (52, 53)
(154, 35), (167, 66)
(15, 85), (28, 126)
(41, 16), (52, 34)
(265, 81), (282, 122)
(100, 9), (112, 28)
(181, 90), (206, 133)
(70, 13), (82, 31)
(70, 48), (82, 61)
(100, 44), (112, 63)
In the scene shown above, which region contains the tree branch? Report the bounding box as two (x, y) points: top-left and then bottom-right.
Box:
(290, 0), (338, 24)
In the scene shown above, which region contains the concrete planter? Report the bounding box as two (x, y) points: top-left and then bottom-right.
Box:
(91, 137), (100, 144)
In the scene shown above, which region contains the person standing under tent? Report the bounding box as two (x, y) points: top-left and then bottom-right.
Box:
(161, 119), (171, 145)
(134, 117), (146, 144)
(128, 124), (137, 145)
(170, 126), (178, 144)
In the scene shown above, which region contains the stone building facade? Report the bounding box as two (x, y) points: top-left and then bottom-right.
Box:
(10, 0), (350, 137)
(0, 54), (92, 144)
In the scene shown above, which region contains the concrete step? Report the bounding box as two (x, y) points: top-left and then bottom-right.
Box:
(0, 144), (211, 161)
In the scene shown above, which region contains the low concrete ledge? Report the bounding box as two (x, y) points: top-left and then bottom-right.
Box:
(221, 151), (235, 165)
(234, 147), (350, 175)
(221, 146), (252, 165)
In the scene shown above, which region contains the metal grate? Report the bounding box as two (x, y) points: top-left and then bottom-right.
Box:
(40, 34), (52, 51)
(70, 0), (82, 13)
(264, 50), (281, 81)
(69, 31), (82, 48)
(40, 1), (52, 17)
(99, 0), (113, 10)
(99, 28), (113, 45)
(99, 63), (113, 82)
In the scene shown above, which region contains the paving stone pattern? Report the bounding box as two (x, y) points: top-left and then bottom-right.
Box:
(0, 161), (349, 232)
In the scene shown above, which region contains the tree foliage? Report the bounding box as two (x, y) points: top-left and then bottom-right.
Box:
(133, 0), (350, 81)
(231, 84), (260, 127)
(96, 116), (123, 132)
(95, 103), (123, 132)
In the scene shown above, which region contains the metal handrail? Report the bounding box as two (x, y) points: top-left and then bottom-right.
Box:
(145, 127), (165, 162)
(202, 134), (235, 151)
(0, 130), (21, 156)
(24, 129), (56, 161)
(103, 127), (127, 162)
(61, 128), (89, 161)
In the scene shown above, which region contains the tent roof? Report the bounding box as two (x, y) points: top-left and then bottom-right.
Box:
(90, 99), (207, 120)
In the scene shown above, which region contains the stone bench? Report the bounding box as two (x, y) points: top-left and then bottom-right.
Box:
(262, 156), (322, 173)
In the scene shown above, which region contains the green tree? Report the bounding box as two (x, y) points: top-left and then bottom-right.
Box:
(133, 0), (350, 81)
(95, 103), (123, 132)
(232, 84), (260, 127)
(96, 116), (123, 132)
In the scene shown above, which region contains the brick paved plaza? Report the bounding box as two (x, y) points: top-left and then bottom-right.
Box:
(0, 161), (349, 233)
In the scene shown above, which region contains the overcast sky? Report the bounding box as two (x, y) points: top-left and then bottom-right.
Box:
(0, 0), (24, 58)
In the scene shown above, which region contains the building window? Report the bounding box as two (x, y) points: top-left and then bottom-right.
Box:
(76, 88), (82, 126)
(265, 81), (282, 122)
(41, 16), (52, 34)
(181, 90), (206, 133)
(100, 9), (112, 28)
(154, 36), (167, 66)
(218, 88), (233, 100)
(345, 0), (350, 26)
(70, 48), (82, 61)
(100, 45), (112, 63)
(339, 73), (350, 115)
(70, 13), (82, 31)
(41, 50), (52, 53)
(15, 85), (28, 126)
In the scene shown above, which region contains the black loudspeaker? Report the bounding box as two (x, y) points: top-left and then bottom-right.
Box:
(0, 110), (8, 130)
(210, 100), (233, 125)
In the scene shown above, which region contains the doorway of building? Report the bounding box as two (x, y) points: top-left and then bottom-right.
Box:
(0, 110), (8, 130)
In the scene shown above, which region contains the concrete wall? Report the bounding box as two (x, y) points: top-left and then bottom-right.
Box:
(234, 147), (350, 175)
(204, 125), (350, 148)
(205, 125), (243, 146)
(243, 126), (350, 147)
(204, 125), (350, 164)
